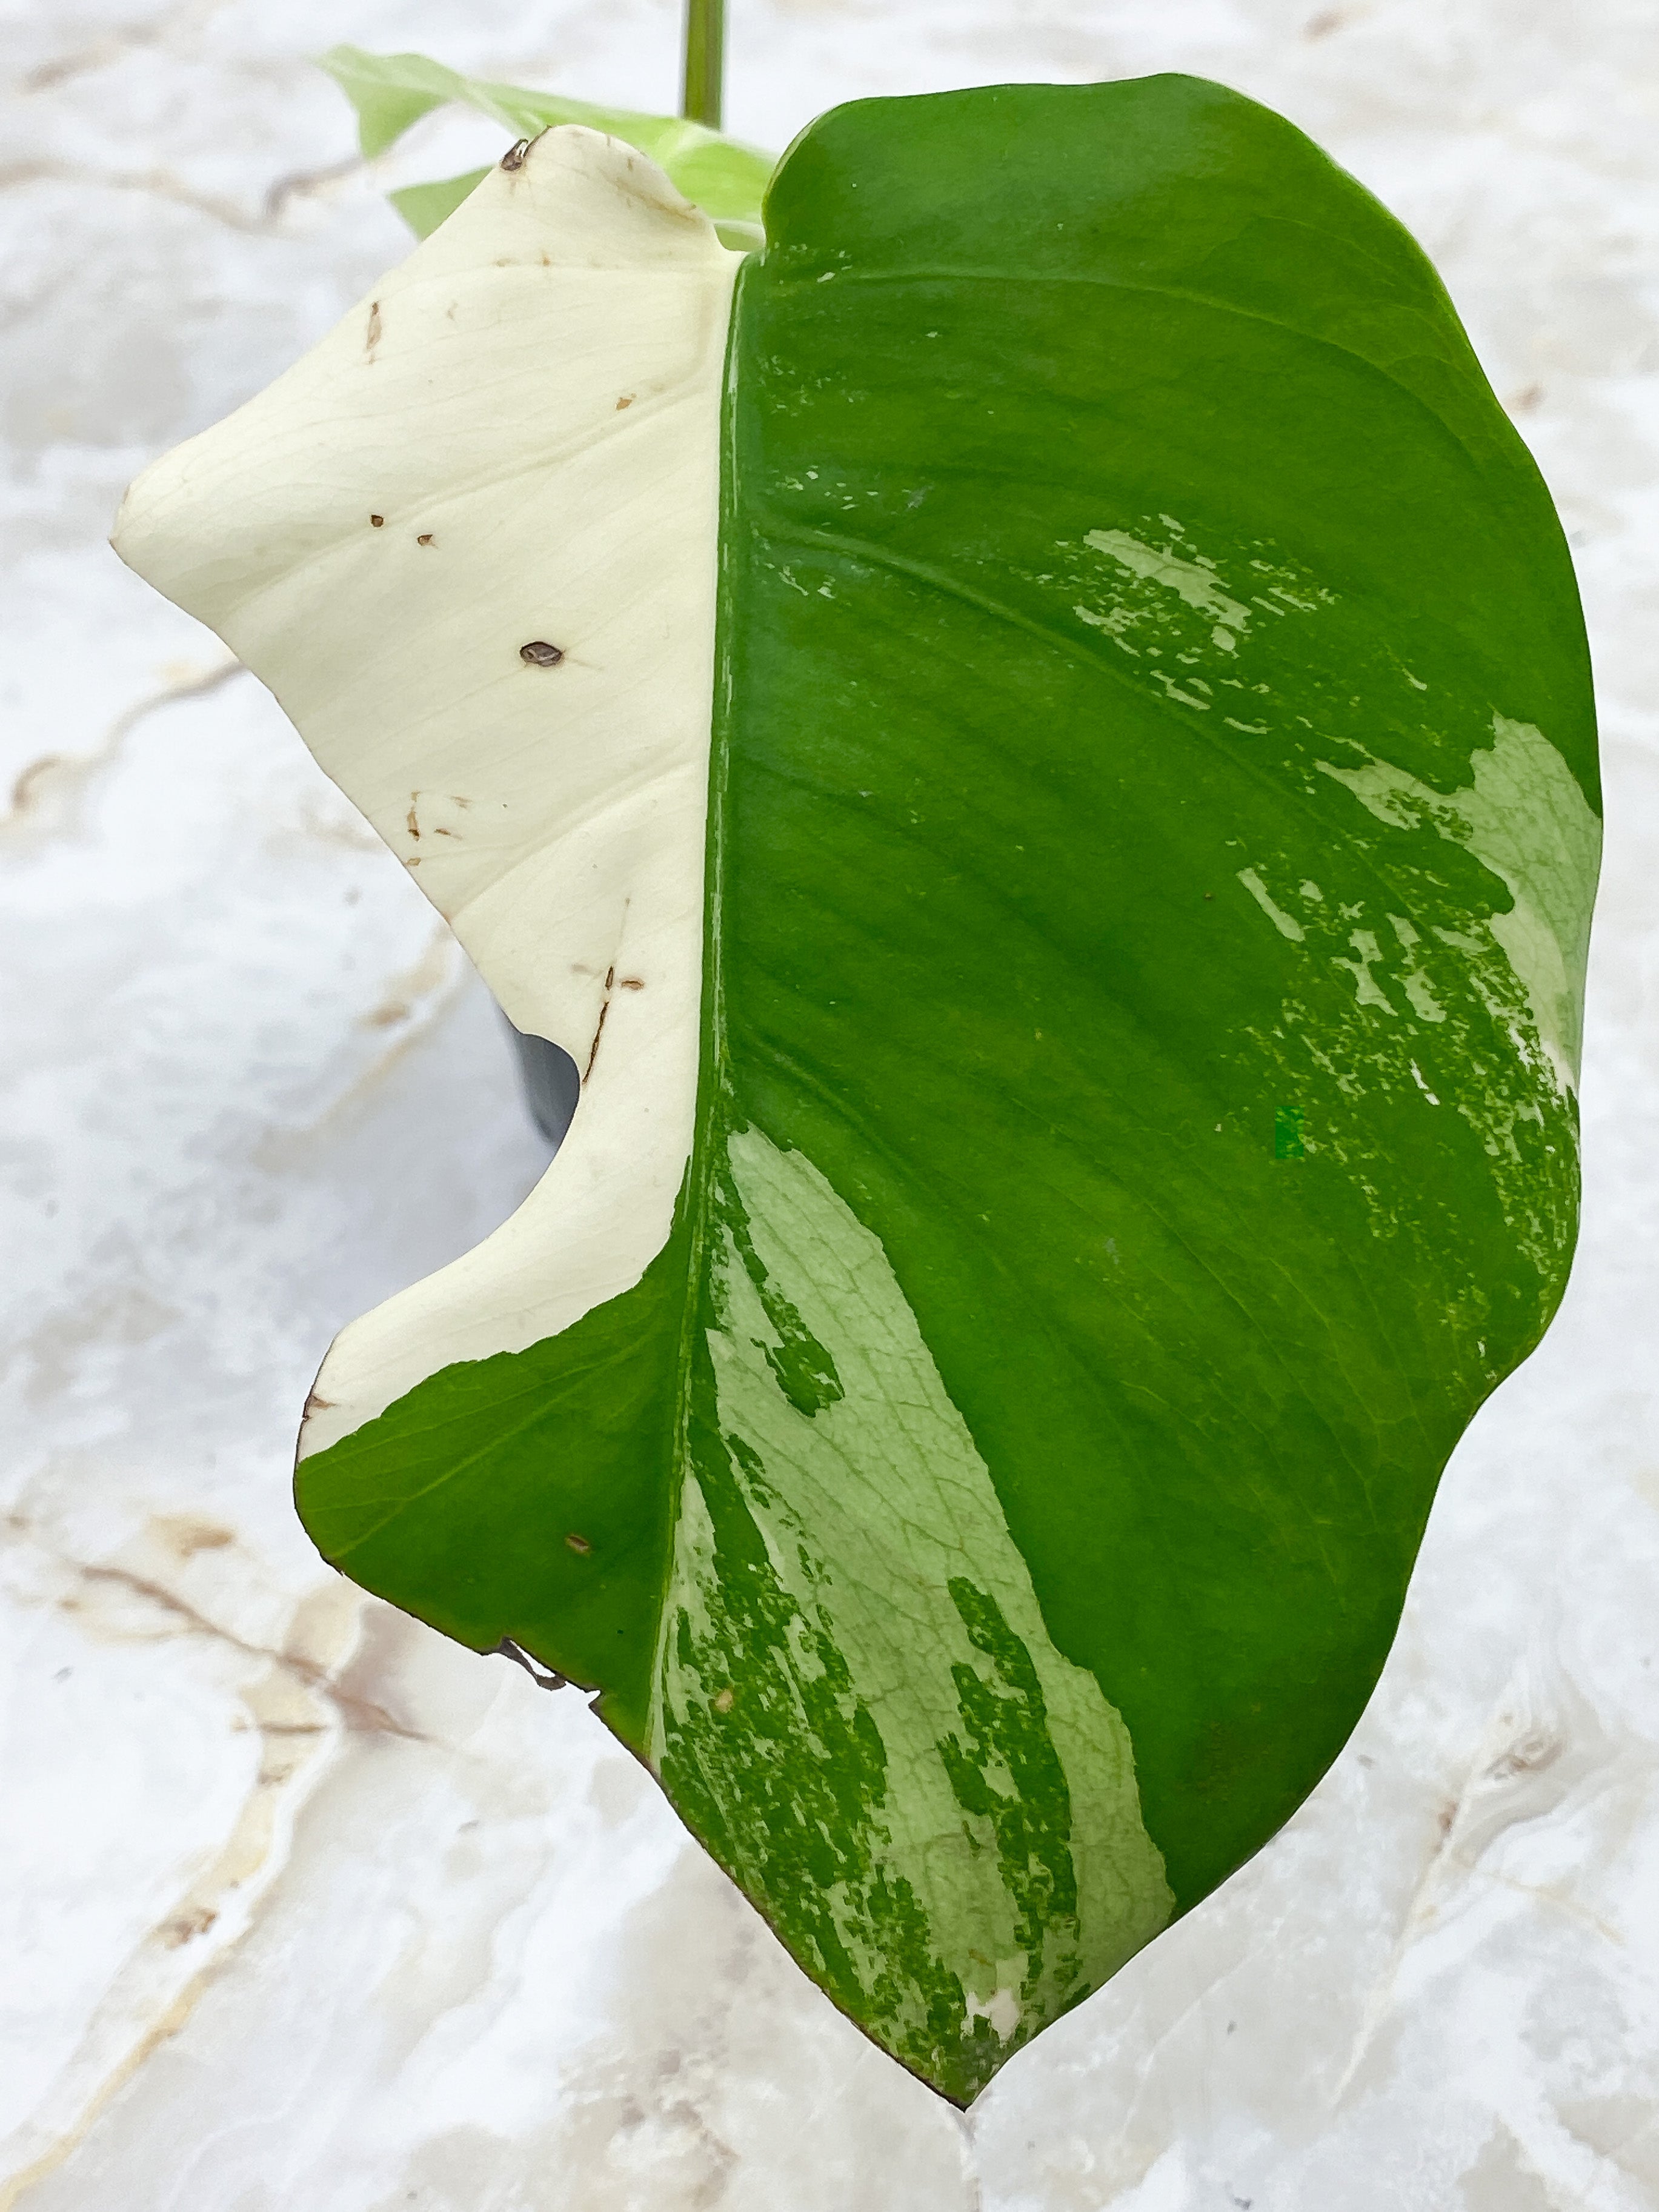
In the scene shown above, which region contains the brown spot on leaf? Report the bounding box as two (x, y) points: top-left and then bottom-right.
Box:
(416, 533), (434, 546)
(619, 977), (645, 990)
(365, 301), (381, 352)
(370, 513), (384, 526)
(566, 1533), (593, 1555)
(616, 394), (635, 410)
(500, 138), (531, 171)
(520, 640), (564, 666)
(406, 797), (421, 840)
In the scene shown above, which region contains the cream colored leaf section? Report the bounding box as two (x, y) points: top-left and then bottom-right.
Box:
(111, 130), (742, 1455)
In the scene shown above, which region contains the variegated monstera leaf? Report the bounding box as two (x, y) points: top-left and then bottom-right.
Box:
(113, 76), (1599, 2105)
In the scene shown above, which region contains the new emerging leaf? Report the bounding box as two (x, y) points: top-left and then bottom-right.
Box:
(319, 43), (774, 246)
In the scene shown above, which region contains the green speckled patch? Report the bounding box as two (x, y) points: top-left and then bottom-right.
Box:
(654, 1128), (1171, 2102)
(1317, 712), (1600, 1092)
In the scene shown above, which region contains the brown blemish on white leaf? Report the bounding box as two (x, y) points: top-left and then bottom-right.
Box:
(583, 965), (619, 1081)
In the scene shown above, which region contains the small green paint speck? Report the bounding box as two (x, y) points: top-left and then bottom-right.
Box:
(1274, 1106), (1305, 1160)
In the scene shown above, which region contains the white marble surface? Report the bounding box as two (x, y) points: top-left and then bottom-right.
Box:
(2, 2), (1657, 2205)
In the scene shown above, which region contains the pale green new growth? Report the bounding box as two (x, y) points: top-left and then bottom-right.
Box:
(319, 44), (774, 248)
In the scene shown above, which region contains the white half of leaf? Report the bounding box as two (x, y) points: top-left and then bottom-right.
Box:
(112, 128), (743, 1456)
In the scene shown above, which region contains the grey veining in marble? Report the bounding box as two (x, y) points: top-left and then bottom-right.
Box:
(2, 2), (1657, 2206)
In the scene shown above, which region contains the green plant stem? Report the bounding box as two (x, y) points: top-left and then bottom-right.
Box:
(681, 0), (724, 128)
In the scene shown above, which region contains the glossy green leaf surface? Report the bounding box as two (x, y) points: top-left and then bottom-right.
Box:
(321, 43), (773, 245)
(294, 78), (1598, 2102)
